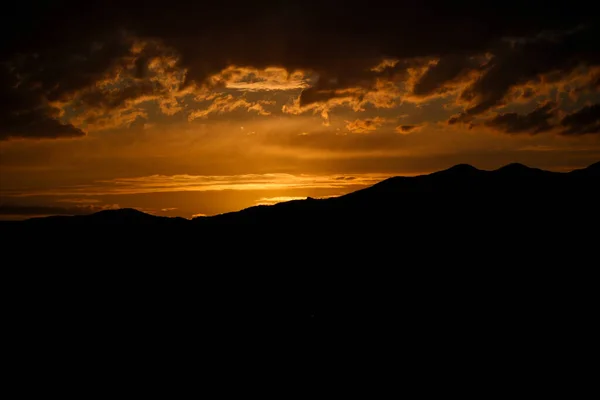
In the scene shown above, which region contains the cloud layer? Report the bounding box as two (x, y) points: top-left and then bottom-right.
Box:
(1, 1), (598, 139)
(1, 173), (389, 197)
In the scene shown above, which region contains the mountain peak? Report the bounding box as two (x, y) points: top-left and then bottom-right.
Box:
(494, 163), (538, 174)
(498, 162), (529, 169)
(437, 164), (480, 175)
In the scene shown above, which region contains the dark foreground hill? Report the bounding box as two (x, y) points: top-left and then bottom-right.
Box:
(2, 161), (599, 375)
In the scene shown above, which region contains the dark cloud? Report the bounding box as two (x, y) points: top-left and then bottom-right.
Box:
(0, 65), (85, 140)
(452, 25), (600, 123)
(411, 55), (482, 97)
(484, 102), (556, 134)
(0, 118), (85, 140)
(0, 33), (132, 139)
(561, 104), (600, 135)
(592, 76), (600, 91)
(396, 125), (422, 133)
(1, 1), (597, 139)
(0, 31), (189, 137)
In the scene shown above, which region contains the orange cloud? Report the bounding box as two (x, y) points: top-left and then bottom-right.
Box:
(505, 65), (600, 104)
(345, 117), (389, 134)
(208, 66), (313, 91)
(281, 94), (354, 125)
(49, 37), (191, 132)
(371, 58), (400, 73)
(188, 95), (273, 120)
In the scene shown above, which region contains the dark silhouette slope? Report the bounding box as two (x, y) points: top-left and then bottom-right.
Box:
(2, 161), (598, 355)
(188, 160), (599, 228)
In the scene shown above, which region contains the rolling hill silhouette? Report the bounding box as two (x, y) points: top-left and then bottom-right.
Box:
(3, 161), (598, 357)
(190, 160), (599, 226)
(20, 207), (187, 226)
(9, 160), (597, 228)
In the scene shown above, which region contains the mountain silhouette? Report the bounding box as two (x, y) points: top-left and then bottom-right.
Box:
(3, 161), (598, 350)
(570, 160), (600, 177)
(21, 207), (189, 227)
(179, 160), (598, 227)
(6, 160), (599, 264)
(6, 161), (597, 228)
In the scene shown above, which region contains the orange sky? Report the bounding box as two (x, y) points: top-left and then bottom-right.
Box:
(1, 3), (599, 219)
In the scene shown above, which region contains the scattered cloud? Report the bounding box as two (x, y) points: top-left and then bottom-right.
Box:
(560, 104), (600, 135)
(208, 66), (313, 91)
(188, 94), (273, 120)
(3, 14), (599, 140)
(484, 102), (557, 134)
(410, 55), (487, 99)
(345, 117), (388, 134)
(449, 26), (600, 124)
(1, 35), (194, 137)
(395, 125), (423, 134)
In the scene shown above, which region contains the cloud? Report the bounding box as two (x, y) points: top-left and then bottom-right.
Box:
(450, 25), (600, 123)
(2, 1), (598, 139)
(484, 102), (557, 134)
(560, 104), (600, 135)
(395, 125), (423, 134)
(0, 65), (86, 140)
(0, 117), (85, 141)
(208, 66), (313, 91)
(479, 101), (600, 136)
(1, 34), (194, 137)
(410, 54), (487, 99)
(56, 38), (192, 132)
(188, 95), (273, 120)
(0, 203), (119, 217)
(1, 173), (389, 197)
(282, 90), (363, 124)
(345, 117), (388, 134)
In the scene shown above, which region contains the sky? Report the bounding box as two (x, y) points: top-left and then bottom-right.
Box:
(1, 0), (599, 219)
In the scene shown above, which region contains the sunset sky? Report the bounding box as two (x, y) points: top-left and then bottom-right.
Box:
(1, 1), (599, 219)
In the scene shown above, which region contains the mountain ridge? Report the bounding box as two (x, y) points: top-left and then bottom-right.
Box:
(5, 160), (598, 224)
